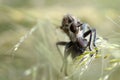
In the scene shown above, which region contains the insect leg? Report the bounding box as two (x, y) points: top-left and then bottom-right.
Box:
(83, 29), (98, 53)
(61, 42), (73, 76)
(92, 29), (98, 53)
(83, 29), (92, 50)
(56, 41), (68, 59)
(81, 23), (91, 33)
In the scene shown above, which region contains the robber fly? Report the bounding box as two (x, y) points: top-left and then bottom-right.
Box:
(56, 14), (98, 75)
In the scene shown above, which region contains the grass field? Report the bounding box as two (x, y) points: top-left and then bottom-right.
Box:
(0, 1), (120, 80)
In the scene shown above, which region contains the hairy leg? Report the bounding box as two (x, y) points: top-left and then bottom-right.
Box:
(56, 41), (68, 59)
(61, 42), (73, 76)
(83, 28), (98, 53)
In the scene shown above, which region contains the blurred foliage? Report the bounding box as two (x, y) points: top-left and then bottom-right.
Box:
(0, 0), (120, 10)
(0, 0), (120, 80)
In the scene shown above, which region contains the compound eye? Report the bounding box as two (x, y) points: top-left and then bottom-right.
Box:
(68, 19), (72, 23)
(70, 23), (78, 33)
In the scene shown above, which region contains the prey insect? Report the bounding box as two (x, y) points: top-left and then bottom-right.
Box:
(56, 14), (98, 75)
